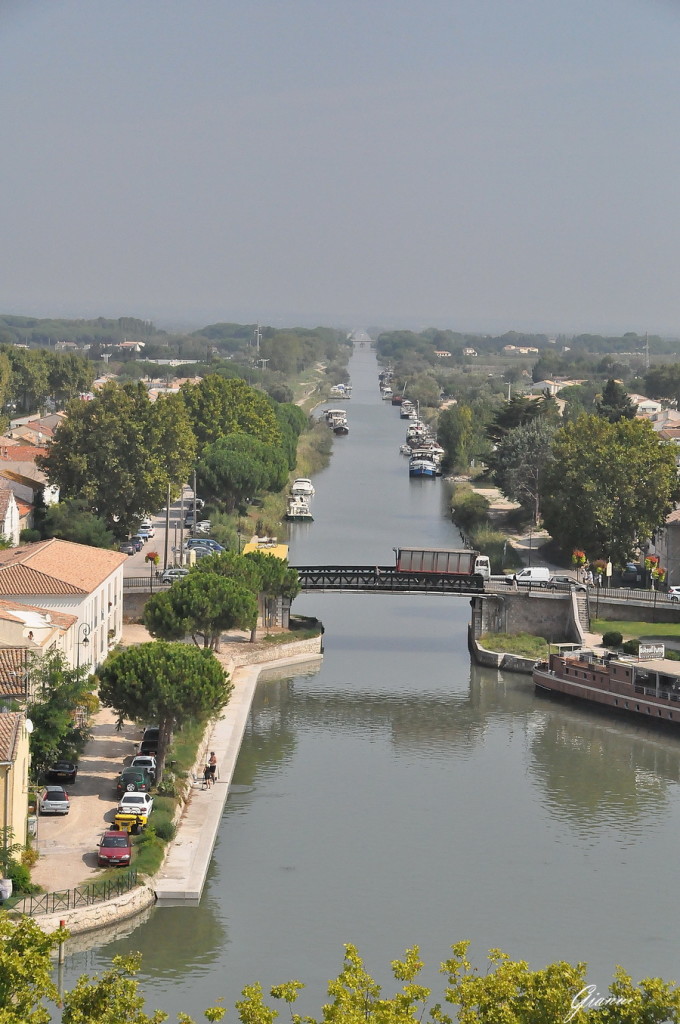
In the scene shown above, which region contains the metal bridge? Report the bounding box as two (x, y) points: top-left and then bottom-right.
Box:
(291, 565), (484, 595)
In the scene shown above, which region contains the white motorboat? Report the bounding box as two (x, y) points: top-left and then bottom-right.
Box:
(291, 477), (315, 496)
(285, 496), (314, 521)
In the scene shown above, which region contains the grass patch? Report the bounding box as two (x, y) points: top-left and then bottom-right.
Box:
(591, 619), (680, 640)
(479, 632), (548, 659)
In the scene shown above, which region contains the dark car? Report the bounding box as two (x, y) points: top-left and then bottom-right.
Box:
(116, 767), (152, 796)
(119, 542), (135, 556)
(620, 563), (643, 587)
(97, 830), (133, 867)
(46, 760), (78, 784)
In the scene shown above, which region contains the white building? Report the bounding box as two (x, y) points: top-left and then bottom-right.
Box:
(0, 539), (127, 670)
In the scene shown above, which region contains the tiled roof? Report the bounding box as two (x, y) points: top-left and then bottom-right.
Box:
(15, 499), (33, 518)
(0, 486), (14, 520)
(0, 650), (29, 699)
(0, 539), (127, 595)
(0, 711), (23, 759)
(665, 509), (680, 526)
(0, 446), (48, 463)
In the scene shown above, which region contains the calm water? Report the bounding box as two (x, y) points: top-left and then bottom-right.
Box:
(61, 346), (680, 1012)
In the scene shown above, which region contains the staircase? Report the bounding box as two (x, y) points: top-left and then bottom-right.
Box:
(575, 591), (591, 634)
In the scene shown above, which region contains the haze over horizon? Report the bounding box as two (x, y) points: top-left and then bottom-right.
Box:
(3, 1), (680, 337)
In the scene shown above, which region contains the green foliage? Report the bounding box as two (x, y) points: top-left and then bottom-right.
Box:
(7, 860), (39, 894)
(622, 638), (641, 655)
(244, 549), (301, 600)
(490, 419), (557, 524)
(39, 383), (196, 537)
(479, 632), (548, 658)
(645, 362), (680, 404)
(19, 529), (41, 543)
(145, 572), (258, 649)
(450, 484), (490, 534)
(197, 434), (287, 512)
(181, 374), (282, 449)
(41, 498), (115, 548)
(0, 912), (65, 1023)
(595, 379), (638, 422)
(97, 641), (230, 784)
(540, 415), (680, 563)
(602, 630), (624, 647)
(27, 654), (97, 778)
(438, 404), (474, 472)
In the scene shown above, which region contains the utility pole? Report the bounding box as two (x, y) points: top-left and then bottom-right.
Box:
(163, 483), (170, 570)
(193, 469), (197, 531)
(254, 324), (262, 353)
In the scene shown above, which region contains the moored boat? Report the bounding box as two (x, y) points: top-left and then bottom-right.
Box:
(291, 477), (315, 496)
(409, 450), (437, 478)
(285, 496), (314, 521)
(533, 649), (680, 726)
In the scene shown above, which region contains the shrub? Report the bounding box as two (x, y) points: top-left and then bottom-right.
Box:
(622, 638), (640, 655)
(7, 860), (40, 893)
(153, 817), (177, 842)
(602, 630), (623, 647)
(20, 528), (41, 543)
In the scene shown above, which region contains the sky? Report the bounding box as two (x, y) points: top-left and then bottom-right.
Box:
(2, 0), (680, 335)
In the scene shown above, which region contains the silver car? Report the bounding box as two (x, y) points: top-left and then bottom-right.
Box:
(38, 785), (70, 815)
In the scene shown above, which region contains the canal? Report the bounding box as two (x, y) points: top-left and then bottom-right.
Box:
(61, 344), (680, 1012)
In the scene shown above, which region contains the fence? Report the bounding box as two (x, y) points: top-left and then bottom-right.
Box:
(123, 576), (170, 590)
(4, 869), (138, 916)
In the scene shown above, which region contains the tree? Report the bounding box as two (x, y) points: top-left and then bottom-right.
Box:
(41, 498), (115, 548)
(181, 374), (282, 448)
(540, 415), (680, 563)
(97, 641), (231, 784)
(27, 654), (98, 779)
(437, 404), (474, 473)
(196, 435), (287, 512)
(491, 419), (557, 524)
(485, 394), (550, 444)
(595, 379), (638, 422)
(39, 382), (196, 537)
(144, 573), (258, 651)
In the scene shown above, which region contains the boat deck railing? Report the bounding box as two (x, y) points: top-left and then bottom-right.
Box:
(635, 685), (680, 702)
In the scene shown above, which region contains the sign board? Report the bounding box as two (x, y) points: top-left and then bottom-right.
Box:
(638, 643), (665, 661)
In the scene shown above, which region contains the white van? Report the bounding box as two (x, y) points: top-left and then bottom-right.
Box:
(512, 566), (551, 586)
(474, 555), (490, 580)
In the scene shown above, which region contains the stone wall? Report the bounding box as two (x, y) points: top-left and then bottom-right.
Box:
(467, 627), (537, 674)
(472, 592), (576, 645)
(35, 883), (156, 936)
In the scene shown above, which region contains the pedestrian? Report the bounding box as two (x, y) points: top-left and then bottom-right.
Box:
(208, 751), (217, 784)
(585, 569), (594, 587)
(203, 764), (212, 789)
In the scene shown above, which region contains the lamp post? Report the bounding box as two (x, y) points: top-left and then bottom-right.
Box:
(77, 622), (91, 671)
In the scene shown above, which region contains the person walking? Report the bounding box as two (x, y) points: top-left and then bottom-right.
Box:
(208, 751), (217, 784)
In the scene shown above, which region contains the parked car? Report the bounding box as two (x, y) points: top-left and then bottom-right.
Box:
(138, 527), (155, 540)
(97, 830), (133, 867)
(185, 538), (224, 552)
(116, 767), (152, 795)
(140, 517), (153, 530)
(38, 786), (70, 815)
(161, 567), (190, 583)
(549, 575), (588, 592)
(507, 567), (551, 586)
(192, 521), (212, 534)
(117, 792), (154, 817)
(668, 586), (680, 602)
(130, 755), (156, 779)
(46, 760), (78, 784)
(137, 727), (159, 756)
(119, 542), (135, 556)
(131, 534), (146, 549)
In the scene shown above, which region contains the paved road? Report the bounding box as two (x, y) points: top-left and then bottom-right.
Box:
(31, 708), (143, 892)
(123, 494), (199, 577)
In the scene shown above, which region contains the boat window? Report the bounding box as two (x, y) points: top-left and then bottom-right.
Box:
(636, 704), (639, 711)
(625, 702), (629, 708)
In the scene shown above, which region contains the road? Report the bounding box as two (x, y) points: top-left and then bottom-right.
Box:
(122, 494), (199, 577)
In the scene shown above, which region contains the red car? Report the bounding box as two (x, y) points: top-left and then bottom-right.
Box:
(97, 830), (132, 867)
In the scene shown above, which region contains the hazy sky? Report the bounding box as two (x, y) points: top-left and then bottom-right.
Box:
(3, 0), (680, 334)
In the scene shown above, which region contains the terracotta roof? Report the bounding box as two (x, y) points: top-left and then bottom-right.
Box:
(0, 711), (24, 759)
(0, 486), (15, 520)
(0, 446), (47, 462)
(0, 650), (29, 698)
(0, 539), (127, 595)
(15, 499), (33, 518)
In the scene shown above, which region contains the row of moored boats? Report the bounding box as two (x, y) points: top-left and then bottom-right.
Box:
(379, 368), (444, 478)
(285, 477), (315, 522)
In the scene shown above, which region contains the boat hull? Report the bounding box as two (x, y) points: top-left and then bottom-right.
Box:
(533, 664), (680, 727)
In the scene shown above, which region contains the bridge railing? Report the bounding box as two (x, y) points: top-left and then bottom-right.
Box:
(292, 566), (484, 594)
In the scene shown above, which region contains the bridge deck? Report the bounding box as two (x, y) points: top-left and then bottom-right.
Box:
(292, 566), (484, 594)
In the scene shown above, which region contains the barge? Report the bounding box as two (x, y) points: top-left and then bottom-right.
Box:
(533, 649), (680, 726)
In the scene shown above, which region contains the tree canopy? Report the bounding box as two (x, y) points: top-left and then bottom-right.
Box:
(595, 379), (638, 422)
(196, 434), (287, 511)
(181, 375), (282, 449)
(97, 641), (230, 783)
(27, 653), (98, 779)
(540, 415), (680, 563)
(144, 574), (258, 651)
(38, 384), (196, 537)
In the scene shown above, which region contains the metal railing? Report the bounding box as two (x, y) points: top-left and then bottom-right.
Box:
(123, 576), (171, 590)
(4, 868), (138, 916)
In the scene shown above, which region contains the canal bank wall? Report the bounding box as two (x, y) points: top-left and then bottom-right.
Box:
(35, 636), (323, 936)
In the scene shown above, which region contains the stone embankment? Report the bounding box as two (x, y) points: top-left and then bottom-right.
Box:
(34, 632), (323, 936)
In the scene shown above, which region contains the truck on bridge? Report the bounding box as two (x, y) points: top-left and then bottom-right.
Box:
(394, 547), (490, 580)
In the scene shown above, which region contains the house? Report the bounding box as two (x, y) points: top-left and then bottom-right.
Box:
(647, 509), (680, 587)
(0, 600), (77, 676)
(434, 350), (452, 358)
(114, 341), (146, 354)
(462, 348), (478, 357)
(629, 394), (662, 417)
(0, 539), (127, 670)
(0, 649), (30, 704)
(0, 711), (30, 845)
(0, 446), (59, 506)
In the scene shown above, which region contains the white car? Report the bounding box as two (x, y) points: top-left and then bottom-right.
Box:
(117, 792), (154, 817)
(161, 567), (189, 584)
(668, 586), (680, 602)
(130, 755), (157, 778)
(193, 520), (212, 534)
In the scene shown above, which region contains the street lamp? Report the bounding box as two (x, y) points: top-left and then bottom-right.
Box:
(77, 622), (91, 671)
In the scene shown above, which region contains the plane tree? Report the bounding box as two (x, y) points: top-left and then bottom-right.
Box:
(540, 414), (680, 564)
(97, 641), (230, 784)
